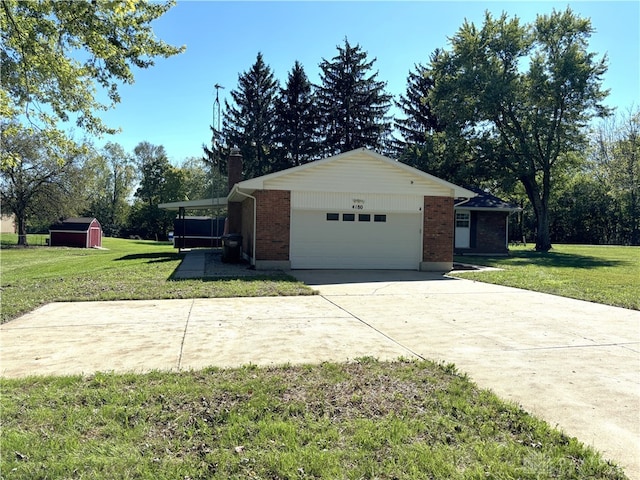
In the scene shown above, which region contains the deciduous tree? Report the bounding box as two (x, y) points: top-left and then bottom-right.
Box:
(83, 142), (136, 236)
(1, 0), (184, 136)
(592, 109), (640, 244)
(428, 8), (609, 251)
(0, 123), (87, 244)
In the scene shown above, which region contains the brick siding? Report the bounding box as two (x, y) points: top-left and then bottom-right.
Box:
(254, 190), (291, 261)
(474, 211), (508, 253)
(423, 196), (454, 263)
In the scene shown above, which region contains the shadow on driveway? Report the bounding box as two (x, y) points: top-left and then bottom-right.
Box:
(291, 269), (454, 286)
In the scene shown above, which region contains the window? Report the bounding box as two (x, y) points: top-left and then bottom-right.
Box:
(326, 213), (339, 221)
(358, 214), (371, 222)
(374, 214), (387, 223)
(456, 212), (470, 228)
(343, 213), (355, 222)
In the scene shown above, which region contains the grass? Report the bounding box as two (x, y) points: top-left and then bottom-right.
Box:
(0, 235), (314, 323)
(0, 358), (628, 479)
(0, 237), (634, 477)
(452, 244), (640, 310)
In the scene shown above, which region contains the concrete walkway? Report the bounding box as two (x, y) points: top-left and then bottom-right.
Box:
(1, 268), (639, 477)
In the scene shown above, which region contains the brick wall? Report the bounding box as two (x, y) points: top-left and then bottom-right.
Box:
(474, 211), (508, 253)
(423, 196), (454, 263)
(254, 190), (291, 261)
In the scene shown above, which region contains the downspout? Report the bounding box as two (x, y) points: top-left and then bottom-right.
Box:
(506, 212), (510, 250)
(232, 187), (257, 268)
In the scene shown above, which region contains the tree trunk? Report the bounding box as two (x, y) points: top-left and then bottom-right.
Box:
(520, 175), (552, 252)
(16, 212), (29, 247)
(535, 205), (552, 252)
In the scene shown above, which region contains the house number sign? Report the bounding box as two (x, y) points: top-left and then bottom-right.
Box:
(352, 198), (365, 210)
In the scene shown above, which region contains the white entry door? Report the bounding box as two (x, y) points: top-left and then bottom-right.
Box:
(290, 210), (422, 269)
(455, 211), (470, 249)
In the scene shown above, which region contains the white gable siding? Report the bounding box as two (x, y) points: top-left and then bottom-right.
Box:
(263, 151), (453, 197)
(292, 191), (423, 213)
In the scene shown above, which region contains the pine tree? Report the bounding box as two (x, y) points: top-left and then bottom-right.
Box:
(395, 62), (444, 147)
(223, 53), (279, 178)
(316, 39), (392, 155)
(273, 61), (322, 170)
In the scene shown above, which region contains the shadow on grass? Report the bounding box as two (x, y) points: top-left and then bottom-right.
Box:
(168, 271), (300, 283)
(459, 250), (630, 269)
(114, 252), (183, 264)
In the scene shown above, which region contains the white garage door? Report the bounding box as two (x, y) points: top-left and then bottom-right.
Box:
(290, 210), (422, 269)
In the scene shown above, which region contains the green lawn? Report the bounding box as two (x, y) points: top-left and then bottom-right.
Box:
(0, 235), (313, 323)
(452, 244), (639, 310)
(1, 238), (634, 478)
(0, 359), (627, 479)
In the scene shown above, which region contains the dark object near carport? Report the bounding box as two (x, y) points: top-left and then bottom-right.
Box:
(222, 234), (242, 263)
(173, 216), (225, 249)
(49, 217), (102, 248)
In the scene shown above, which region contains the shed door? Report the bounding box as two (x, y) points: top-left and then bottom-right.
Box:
(89, 227), (101, 247)
(290, 210), (422, 269)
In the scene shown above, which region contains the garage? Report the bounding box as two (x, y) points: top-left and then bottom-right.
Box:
(290, 192), (423, 269)
(226, 148), (475, 271)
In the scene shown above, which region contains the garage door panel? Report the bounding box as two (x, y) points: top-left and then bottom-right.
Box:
(290, 210), (421, 269)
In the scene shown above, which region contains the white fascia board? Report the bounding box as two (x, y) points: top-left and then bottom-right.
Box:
(158, 198), (227, 210)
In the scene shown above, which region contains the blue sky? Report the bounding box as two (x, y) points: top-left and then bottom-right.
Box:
(97, 1), (640, 164)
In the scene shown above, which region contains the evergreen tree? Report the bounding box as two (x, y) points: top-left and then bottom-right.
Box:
(395, 61), (444, 148)
(273, 61), (322, 169)
(223, 52), (279, 178)
(316, 39), (392, 155)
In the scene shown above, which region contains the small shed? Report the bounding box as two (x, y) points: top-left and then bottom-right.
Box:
(49, 217), (102, 248)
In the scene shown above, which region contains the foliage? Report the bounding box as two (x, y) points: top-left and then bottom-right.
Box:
(591, 109), (640, 245)
(316, 38), (393, 155)
(394, 61), (445, 148)
(0, 0), (184, 136)
(82, 142), (136, 237)
(0, 360), (627, 479)
(223, 52), (280, 178)
(129, 141), (183, 239)
(428, 8), (610, 251)
(0, 236), (313, 323)
(0, 123), (88, 245)
(273, 61), (322, 169)
(452, 244), (639, 310)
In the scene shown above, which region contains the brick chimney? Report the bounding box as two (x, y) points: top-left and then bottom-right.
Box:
(227, 148), (243, 193)
(226, 148), (243, 234)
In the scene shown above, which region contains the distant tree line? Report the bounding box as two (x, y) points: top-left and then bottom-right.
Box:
(2, 3), (637, 246)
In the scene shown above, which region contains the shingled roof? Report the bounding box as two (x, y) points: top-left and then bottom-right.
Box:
(49, 217), (98, 232)
(455, 187), (520, 211)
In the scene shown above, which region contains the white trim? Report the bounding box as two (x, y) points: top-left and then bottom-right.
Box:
(158, 197), (228, 210)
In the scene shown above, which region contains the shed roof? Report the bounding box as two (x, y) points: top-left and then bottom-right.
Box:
(229, 148), (476, 201)
(50, 217), (99, 232)
(455, 187), (520, 211)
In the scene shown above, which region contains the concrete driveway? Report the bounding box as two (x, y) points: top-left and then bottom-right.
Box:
(1, 270), (639, 477)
